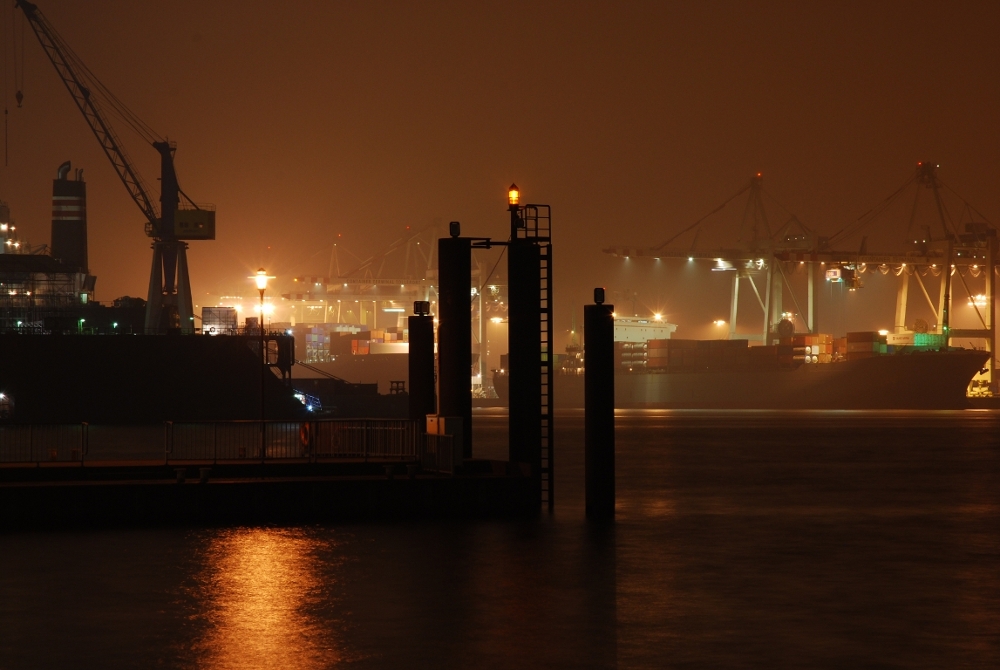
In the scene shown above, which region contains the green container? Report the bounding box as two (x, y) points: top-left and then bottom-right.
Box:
(914, 333), (947, 347)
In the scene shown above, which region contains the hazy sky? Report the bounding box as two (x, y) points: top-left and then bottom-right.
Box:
(1, 0), (998, 342)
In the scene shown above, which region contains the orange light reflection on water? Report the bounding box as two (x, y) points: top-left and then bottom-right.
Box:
(190, 527), (343, 669)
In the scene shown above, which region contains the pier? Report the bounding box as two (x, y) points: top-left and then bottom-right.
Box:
(0, 419), (537, 528)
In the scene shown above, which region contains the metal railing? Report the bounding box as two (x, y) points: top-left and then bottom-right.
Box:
(0, 419), (423, 465)
(422, 433), (456, 474)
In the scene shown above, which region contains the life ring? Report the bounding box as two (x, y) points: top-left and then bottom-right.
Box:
(299, 422), (311, 452)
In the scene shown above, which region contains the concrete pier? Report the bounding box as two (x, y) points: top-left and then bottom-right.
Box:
(0, 461), (538, 529)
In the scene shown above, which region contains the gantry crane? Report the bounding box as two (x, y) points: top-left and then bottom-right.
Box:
(17, 0), (215, 333)
(605, 164), (998, 392)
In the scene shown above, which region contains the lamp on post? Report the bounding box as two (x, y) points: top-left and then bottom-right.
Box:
(250, 268), (274, 461)
(508, 183), (522, 236)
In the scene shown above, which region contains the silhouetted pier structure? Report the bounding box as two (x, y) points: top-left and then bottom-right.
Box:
(0, 417), (535, 528)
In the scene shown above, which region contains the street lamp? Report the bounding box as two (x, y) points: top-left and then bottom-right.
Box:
(250, 267), (274, 462)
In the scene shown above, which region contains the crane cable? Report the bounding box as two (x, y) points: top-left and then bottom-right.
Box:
(3, 1), (8, 166)
(37, 10), (161, 145)
(827, 173), (917, 246)
(652, 182), (751, 252)
(12, 2), (24, 108)
(479, 238), (509, 293)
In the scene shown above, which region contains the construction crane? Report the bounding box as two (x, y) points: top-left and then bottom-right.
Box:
(17, 0), (215, 333)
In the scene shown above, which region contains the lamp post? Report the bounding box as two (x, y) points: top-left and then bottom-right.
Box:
(508, 183), (520, 234)
(251, 268), (273, 461)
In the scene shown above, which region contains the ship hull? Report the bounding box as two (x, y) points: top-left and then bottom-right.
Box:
(494, 350), (990, 410)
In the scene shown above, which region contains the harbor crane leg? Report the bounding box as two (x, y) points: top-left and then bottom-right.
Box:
(895, 271), (909, 333)
(770, 258), (783, 338)
(807, 262), (818, 333)
(729, 274), (739, 340)
(988, 244), (996, 392)
(937, 239), (952, 336)
(763, 263), (773, 344)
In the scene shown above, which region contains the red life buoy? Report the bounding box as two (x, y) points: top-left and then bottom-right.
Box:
(299, 422), (311, 451)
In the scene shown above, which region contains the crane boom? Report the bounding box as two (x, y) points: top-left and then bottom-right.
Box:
(16, 0), (159, 228)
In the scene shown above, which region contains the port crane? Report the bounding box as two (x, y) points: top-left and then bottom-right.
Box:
(17, 0), (215, 333)
(605, 164), (998, 392)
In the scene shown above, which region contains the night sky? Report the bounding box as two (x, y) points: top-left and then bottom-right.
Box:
(1, 0), (998, 343)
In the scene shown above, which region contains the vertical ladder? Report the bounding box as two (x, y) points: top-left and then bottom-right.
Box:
(518, 204), (554, 509)
(539, 241), (554, 509)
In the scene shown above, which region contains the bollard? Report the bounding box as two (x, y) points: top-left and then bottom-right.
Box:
(408, 302), (436, 421)
(437, 227), (473, 458)
(585, 288), (615, 520)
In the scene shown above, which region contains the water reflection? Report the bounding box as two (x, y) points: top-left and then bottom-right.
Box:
(187, 527), (345, 669)
(2, 410), (998, 667)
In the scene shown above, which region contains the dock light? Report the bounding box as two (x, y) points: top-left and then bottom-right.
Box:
(878, 329), (889, 336)
(714, 320), (726, 326)
(508, 183), (520, 207)
(252, 268), (273, 292)
(112, 322), (118, 328)
(249, 268), (275, 462)
(654, 313), (662, 321)
(490, 317), (504, 323)
(688, 257), (694, 261)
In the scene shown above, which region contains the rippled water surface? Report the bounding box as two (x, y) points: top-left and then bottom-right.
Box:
(2, 410), (999, 668)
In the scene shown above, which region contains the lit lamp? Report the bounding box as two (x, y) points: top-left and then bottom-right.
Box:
(250, 267), (274, 462)
(508, 183), (520, 208)
(251, 268), (275, 327)
(508, 183), (523, 234)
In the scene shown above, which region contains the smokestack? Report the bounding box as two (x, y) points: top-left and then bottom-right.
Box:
(51, 161), (88, 273)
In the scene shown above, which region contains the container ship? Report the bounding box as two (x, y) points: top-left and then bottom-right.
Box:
(493, 329), (990, 410)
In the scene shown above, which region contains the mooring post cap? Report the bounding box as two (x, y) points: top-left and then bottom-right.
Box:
(449, 221), (461, 237)
(594, 287), (605, 304)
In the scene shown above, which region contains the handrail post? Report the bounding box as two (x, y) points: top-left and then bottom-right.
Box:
(214, 421), (218, 464)
(165, 420), (175, 465)
(81, 422), (88, 465)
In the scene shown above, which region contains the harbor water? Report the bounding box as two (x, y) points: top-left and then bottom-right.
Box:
(1, 410), (998, 668)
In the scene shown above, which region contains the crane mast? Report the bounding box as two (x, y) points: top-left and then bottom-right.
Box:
(17, 0), (215, 333)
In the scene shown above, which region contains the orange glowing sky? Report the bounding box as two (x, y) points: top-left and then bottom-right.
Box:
(1, 0), (998, 337)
